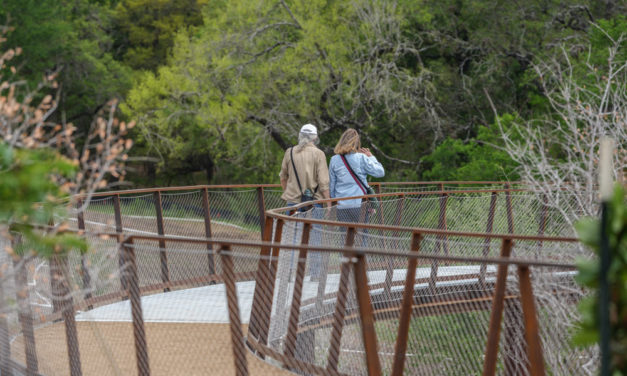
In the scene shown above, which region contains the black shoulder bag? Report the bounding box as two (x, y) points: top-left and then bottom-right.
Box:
(290, 147), (318, 211)
(340, 154), (380, 211)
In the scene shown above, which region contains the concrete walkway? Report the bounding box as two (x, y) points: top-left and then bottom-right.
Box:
(76, 265), (494, 323)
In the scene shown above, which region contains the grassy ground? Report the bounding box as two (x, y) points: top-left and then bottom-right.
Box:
(307, 310), (491, 375)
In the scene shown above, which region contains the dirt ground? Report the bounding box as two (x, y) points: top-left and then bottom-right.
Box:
(12, 322), (293, 376)
(18, 211), (289, 375)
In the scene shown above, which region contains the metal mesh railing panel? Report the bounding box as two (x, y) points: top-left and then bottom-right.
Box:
(263, 189), (285, 211)
(160, 191), (206, 238)
(532, 266), (597, 375)
(81, 196), (116, 233)
(0, 184), (597, 375)
(207, 189), (262, 239)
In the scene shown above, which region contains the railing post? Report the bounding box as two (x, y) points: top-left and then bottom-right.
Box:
(255, 218), (283, 349)
(0, 257), (12, 376)
(201, 188), (216, 275)
(113, 194), (127, 294)
(391, 232), (421, 376)
(284, 223), (311, 361)
(537, 195), (548, 253)
(51, 255), (83, 376)
(13, 253), (38, 376)
(327, 227), (356, 374)
(256, 187), (266, 240)
(438, 191), (449, 257)
(248, 217), (274, 346)
(269, 219), (285, 277)
(518, 266), (546, 376)
(220, 244), (249, 376)
(384, 195), (406, 297)
(76, 198), (92, 308)
(505, 183), (515, 234)
(153, 191), (170, 292)
(479, 192), (498, 287)
(354, 253), (382, 376)
(482, 238), (513, 376)
(372, 182), (382, 195)
(122, 238), (150, 376)
(430, 191), (448, 289)
(248, 217), (274, 340)
(393, 195), (406, 230)
(502, 184), (523, 374)
(47, 217), (62, 315)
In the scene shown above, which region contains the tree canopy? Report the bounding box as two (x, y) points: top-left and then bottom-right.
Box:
(113, 0), (208, 70)
(2, 0), (625, 185)
(123, 0), (625, 184)
(1, 0), (132, 130)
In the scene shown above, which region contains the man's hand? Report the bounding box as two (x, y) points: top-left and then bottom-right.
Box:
(359, 147), (372, 157)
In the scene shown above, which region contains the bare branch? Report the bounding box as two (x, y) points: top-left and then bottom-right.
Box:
(279, 0), (302, 29)
(488, 34), (626, 227)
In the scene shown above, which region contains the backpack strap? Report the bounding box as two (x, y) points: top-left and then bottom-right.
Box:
(290, 147), (304, 195)
(340, 154), (368, 194)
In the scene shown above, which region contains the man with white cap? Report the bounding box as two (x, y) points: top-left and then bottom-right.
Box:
(279, 123), (330, 208)
(279, 124), (330, 280)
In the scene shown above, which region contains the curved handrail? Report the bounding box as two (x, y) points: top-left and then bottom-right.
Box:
(265, 189), (578, 242)
(78, 181), (525, 199)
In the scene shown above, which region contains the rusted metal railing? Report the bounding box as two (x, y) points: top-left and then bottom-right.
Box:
(1, 182), (584, 376)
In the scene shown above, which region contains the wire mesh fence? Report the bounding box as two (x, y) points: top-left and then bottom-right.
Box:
(0, 183), (597, 375)
(250, 200), (593, 376)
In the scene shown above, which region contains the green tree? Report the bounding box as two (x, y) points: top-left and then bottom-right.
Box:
(421, 115), (520, 181)
(0, 22), (131, 256)
(402, 0), (624, 134)
(113, 0), (208, 70)
(124, 0), (449, 183)
(494, 22), (626, 225)
(123, 0), (627, 184)
(0, 0), (132, 131)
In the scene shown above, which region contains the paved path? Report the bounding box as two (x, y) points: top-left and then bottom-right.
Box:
(76, 265), (495, 323)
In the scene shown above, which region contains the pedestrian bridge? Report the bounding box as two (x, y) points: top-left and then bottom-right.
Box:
(0, 182), (596, 375)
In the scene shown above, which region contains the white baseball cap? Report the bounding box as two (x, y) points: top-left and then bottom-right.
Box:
(300, 123), (318, 135)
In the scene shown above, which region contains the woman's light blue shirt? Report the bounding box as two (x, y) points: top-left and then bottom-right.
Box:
(329, 152), (385, 208)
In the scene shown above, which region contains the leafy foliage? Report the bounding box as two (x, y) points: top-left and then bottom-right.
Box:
(3, 1), (625, 186)
(113, 0), (208, 70)
(122, 0), (625, 184)
(0, 24), (131, 258)
(0, 0), (132, 131)
(421, 116), (520, 181)
(0, 143), (87, 257)
(123, 0), (466, 182)
(574, 184), (627, 374)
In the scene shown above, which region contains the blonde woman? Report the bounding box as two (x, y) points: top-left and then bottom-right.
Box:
(329, 129), (384, 222)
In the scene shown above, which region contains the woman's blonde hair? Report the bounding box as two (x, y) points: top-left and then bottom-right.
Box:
(334, 129), (361, 155)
